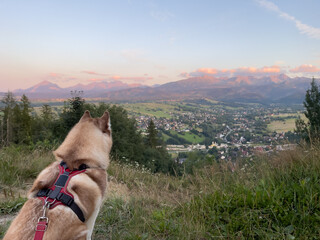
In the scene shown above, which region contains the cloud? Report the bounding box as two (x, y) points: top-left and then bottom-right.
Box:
(89, 78), (106, 82)
(290, 64), (320, 73)
(43, 72), (78, 83)
(109, 75), (153, 82)
(82, 71), (108, 76)
(182, 65), (283, 78)
(256, 0), (320, 40)
(45, 72), (65, 82)
(87, 75), (154, 83)
(179, 72), (191, 78)
(198, 68), (219, 75)
(49, 72), (64, 78)
(238, 66), (281, 74)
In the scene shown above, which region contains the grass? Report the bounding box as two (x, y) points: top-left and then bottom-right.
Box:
(2, 144), (320, 239)
(122, 102), (176, 118)
(0, 145), (55, 187)
(267, 114), (307, 133)
(163, 130), (206, 144)
(267, 119), (297, 133)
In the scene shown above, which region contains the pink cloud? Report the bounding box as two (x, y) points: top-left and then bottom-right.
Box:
(89, 78), (106, 82)
(88, 75), (154, 83)
(49, 72), (64, 78)
(179, 72), (191, 78)
(290, 64), (320, 73)
(182, 65), (283, 78)
(109, 75), (153, 82)
(261, 66), (281, 73)
(43, 72), (78, 84)
(236, 66), (281, 74)
(197, 68), (218, 74)
(82, 71), (108, 76)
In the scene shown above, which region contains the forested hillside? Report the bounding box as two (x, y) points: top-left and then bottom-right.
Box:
(0, 92), (174, 174)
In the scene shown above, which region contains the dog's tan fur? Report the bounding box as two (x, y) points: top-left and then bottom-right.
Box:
(4, 110), (112, 240)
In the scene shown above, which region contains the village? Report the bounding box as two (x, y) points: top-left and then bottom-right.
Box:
(129, 102), (300, 161)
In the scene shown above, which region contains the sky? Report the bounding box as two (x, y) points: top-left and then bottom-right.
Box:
(0, 0), (320, 91)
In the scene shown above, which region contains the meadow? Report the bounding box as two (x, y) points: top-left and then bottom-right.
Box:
(267, 114), (306, 133)
(121, 102), (177, 119)
(267, 119), (297, 133)
(162, 130), (205, 144)
(1, 144), (320, 239)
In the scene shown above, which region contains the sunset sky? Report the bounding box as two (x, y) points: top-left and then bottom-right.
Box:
(0, 0), (320, 91)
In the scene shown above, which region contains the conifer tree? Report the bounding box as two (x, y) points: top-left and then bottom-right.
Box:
(1, 92), (17, 145)
(296, 77), (320, 142)
(57, 91), (85, 139)
(146, 119), (158, 148)
(41, 104), (53, 123)
(18, 94), (32, 144)
(304, 78), (320, 133)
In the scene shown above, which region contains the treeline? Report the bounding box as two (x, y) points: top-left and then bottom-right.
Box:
(0, 92), (176, 174)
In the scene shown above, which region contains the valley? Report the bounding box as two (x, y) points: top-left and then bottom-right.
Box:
(121, 99), (303, 160)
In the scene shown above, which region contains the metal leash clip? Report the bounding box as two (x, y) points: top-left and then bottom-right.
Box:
(37, 198), (55, 225)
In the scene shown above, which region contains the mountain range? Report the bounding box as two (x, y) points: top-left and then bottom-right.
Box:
(10, 74), (313, 104)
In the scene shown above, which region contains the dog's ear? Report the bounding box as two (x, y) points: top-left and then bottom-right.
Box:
(99, 111), (111, 135)
(80, 110), (92, 122)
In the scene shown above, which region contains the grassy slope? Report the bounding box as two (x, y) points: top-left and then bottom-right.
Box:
(267, 119), (297, 133)
(122, 102), (176, 118)
(163, 130), (205, 144)
(1, 145), (320, 239)
(268, 114), (307, 133)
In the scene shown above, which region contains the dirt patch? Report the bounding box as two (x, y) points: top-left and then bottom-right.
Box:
(0, 214), (16, 225)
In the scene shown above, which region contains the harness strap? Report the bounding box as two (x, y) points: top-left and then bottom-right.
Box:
(33, 162), (87, 240)
(34, 220), (48, 240)
(36, 161), (86, 222)
(37, 189), (85, 222)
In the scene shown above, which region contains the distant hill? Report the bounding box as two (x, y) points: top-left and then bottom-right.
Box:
(13, 80), (144, 99)
(100, 74), (312, 104)
(12, 75), (313, 104)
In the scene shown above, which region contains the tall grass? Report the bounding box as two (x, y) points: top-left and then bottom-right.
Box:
(1, 145), (320, 239)
(0, 146), (55, 187)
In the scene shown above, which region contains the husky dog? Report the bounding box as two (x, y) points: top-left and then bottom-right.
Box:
(4, 110), (112, 240)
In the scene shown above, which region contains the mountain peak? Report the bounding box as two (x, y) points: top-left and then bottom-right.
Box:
(37, 80), (54, 85)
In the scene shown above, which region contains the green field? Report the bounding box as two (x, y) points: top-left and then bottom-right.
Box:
(268, 119), (297, 133)
(162, 130), (205, 144)
(268, 114), (307, 133)
(121, 102), (177, 118)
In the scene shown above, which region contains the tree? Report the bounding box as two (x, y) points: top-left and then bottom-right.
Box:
(18, 94), (32, 144)
(146, 119), (158, 148)
(55, 91), (85, 140)
(296, 77), (320, 142)
(41, 104), (54, 123)
(1, 92), (17, 145)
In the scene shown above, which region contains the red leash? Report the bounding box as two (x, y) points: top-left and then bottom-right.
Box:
(33, 200), (52, 240)
(34, 219), (48, 240)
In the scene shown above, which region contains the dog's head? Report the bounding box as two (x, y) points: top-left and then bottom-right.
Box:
(54, 110), (112, 170)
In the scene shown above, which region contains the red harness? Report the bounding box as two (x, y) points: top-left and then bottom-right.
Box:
(34, 161), (87, 240)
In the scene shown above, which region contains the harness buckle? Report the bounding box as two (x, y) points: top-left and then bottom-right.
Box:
(57, 193), (74, 206)
(44, 197), (56, 207)
(35, 217), (48, 232)
(37, 216), (49, 224)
